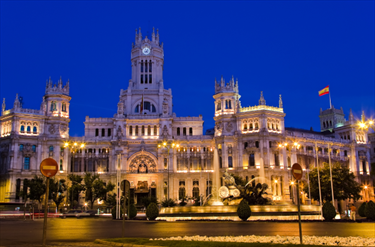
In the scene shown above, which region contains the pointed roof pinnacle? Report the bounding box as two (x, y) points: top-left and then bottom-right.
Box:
(279, 94), (283, 108)
(349, 108), (354, 122)
(259, 91), (266, 105)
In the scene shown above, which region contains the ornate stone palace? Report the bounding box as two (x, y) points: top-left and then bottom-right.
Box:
(0, 28), (373, 206)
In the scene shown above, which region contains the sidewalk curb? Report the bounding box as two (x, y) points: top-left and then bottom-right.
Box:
(95, 239), (159, 247)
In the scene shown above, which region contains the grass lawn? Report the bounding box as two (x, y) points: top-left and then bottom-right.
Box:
(95, 238), (340, 247)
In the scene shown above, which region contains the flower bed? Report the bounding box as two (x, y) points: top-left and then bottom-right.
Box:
(152, 235), (375, 246)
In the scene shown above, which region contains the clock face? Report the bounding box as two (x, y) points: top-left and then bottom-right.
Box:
(142, 47), (150, 55)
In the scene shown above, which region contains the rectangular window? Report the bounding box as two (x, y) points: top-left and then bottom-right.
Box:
(183, 127), (186, 136)
(102, 128), (105, 137)
(177, 127), (180, 136)
(135, 126), (138, 135)
(108, 128), (111, 137)
(275, 153), (279, 166)
(129, 126), (133, 136)
(249, 154), (255, 166)
(24, 157), (30, 170)
(149, 75), (152, 84)
(228, 156), (233, 168)
(145, 61), (148, 72)
(95, 129), (99, 137)
(144, 101), (150, 111)
(189, 127), (193, 136)
(141, 75), (143, 84)
(149, 60), (152, 72)
(145, 74), (148, 84)
(164, 158), (168, 169)
(154, 126), (157, 135)
(141, 61), (143, 72)
(362, 160), (367, 173)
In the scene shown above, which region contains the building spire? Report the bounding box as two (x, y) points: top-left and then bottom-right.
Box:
(349, 108), (354, 122)
(259, 91), (266, 105)
(279, 94), (283, 108)
(2, 98), (5, 115)
(13, 93), (20, 109)
(361, 110), (365, 122)
(152, 27), (155, 41)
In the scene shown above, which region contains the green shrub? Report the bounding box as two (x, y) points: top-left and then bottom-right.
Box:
(128, 204), (137, 220)
(358, 202), (367, 217)
(161, 198), (176, 207)
(322, 202), (336, 221)
(364, 200), (375, 220)
(146, 202), (159, 220)
(237, 199), (251, 221)
(141, 197), (158, 208)
(111, 207), (123, 219)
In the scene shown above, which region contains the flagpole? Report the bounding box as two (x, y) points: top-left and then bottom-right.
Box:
(328, 88), (332, 109)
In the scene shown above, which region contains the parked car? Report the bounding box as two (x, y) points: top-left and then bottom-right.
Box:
(76, 210), (97, 218)
(61, 210), (83, 218)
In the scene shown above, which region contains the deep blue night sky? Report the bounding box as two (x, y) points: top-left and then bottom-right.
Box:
(1, 1), (374, 137)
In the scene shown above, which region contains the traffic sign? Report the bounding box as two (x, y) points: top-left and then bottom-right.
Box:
(292, 163), (303, 180)
(40, 158), (58, 178)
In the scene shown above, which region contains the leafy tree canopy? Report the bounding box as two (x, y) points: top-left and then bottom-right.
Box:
(49, 178), (67, 210)
(25, 175), (46, 203)
(303, 162), (362, 202)
(83, 173), (115, 208)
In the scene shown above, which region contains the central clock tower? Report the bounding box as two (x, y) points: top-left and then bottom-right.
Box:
(129, 27), (164, 90)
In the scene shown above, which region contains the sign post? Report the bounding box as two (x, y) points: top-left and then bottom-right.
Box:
(40, 158), (58, 247)
(121, 180), (130, 238)
(292, 163), (303, 245)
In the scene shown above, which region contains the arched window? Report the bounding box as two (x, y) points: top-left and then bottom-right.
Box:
(243, 124), (247, 131)
(26, 126), (31, 133)
(323, 122), (326, 128)
(177, 127), (180, 136)
(49, 146), (54, 152)
(20, 125), (25, 132)
(152, 104), (156, 112)
(144, 101), (151, 111)
(19, 144), (24, 151)
(193, 187), (199, 199)
(154, 126), (157, 135)
(287, 156), (291, 168)
(33, 126), (37, 133)
(32, 145), (36, 152)
(250, 123), (253, 130)
(62, 103), (67, 112)
(24, 157), (30, 170)
(272, 124), (275, 130)
(249, 153), (255, 167)
(255, 123), (259, 129)
(179, 187), (186, 200)
(216, 102), (221, 111)
(135, 105), (139, 113)
(50, 101), (56, 111)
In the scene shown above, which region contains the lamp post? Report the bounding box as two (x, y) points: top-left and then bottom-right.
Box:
(158, 141), (179, 201)
(64, 141), (85, 209)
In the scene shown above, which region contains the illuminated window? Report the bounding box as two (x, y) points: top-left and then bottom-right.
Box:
(216, 102), (221, 111)
(228, 156), (233, 168)
(26, 126), (31, 133)
(193, 187), (199, 199)
(179, 187), (186, 200)
(20, 125), (25, 133)
(154, 126), (157, 135)
(62, 103), (67, 112)
(33, 126), (37, 133)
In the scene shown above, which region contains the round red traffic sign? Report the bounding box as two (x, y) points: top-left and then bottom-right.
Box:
(292, 163), (303, 180)
(40, 158), (58, 178)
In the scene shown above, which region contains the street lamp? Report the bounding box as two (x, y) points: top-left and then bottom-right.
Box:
(158, 141), (179, 201)
(357, 115), (375, 131)
(64, 141), (85, 209)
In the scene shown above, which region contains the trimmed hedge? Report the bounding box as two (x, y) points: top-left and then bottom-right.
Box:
(129, 204), (137, 220)
(237, 199), (251, 221)
(146, 202), (159, 220)
(322, 202), (336, 221)
(358, 202), (367, 217)
(364, 200), (375, 220)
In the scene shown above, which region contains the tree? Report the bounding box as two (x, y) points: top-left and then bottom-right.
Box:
(67, 174), (85, 208)
(303, 162), (362, 202)
(49, 178), (67, 212)
(322, 202), (336, 221)
(146, 202), (159, 220)
(364, 200), (375, 220)
(237, 199), (251, 221)
(83, 173), (115, 209)
(25, 175), (46, 204)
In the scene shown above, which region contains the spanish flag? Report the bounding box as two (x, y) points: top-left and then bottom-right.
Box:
(319, 86), (329, 96)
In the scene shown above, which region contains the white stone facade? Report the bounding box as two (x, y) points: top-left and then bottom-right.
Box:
(0, 29), (373, 206)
